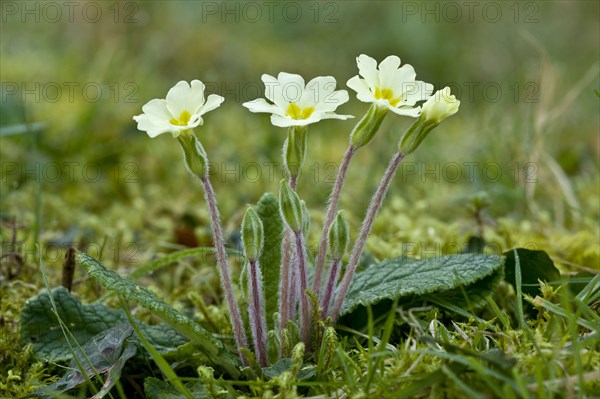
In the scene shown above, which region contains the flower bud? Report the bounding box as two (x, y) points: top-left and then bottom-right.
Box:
(178, 133), (209, 178)
(399, 87), (459, 155)
(420, 87), (460, 124)
(279, 180), (303, 232)
(328, 211), (349, 260)
(284, 126), (307, 178)
(241, 206), (264, 261)
(349, 103), (388, 148)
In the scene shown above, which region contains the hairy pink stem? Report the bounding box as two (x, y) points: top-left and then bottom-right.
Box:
(278, 233), (290, 331)
(248, 259), (268, 367)
(313, 145), (356, 296)
(279, 175), (299, 333)
(294, 231), (311, 349)
(287, 242), (298, 321)
(330, 151), (406, 322)
(201, 177), (249, 364)
(320, 258), (341, 318)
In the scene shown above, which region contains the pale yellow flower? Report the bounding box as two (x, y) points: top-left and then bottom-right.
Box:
(347, 54), (433, 117)
(133, 80), (224, 138)
(243, 72), (353, 128)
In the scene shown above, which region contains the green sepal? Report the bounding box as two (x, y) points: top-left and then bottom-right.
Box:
(178, 132), (209, 179)
(398, 115), (438, 155)
(349, 103), (388, 148)
(283, 125), (307, 178)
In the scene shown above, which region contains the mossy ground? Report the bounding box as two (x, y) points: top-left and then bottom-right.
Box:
(1, 2), (599, 398)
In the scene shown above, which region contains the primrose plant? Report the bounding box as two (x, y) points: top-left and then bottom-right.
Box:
(133, 54), (459, 368)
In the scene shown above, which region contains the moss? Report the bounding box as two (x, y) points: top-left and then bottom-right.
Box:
(0, 282), (56, 397)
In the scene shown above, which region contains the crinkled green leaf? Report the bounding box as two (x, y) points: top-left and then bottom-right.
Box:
(21, 287), (125, 362)
(144, 377), (209, 399)
(341, 254), (504, 315)
(77, 253), (240, 377)
(20, 287), (186, 362)
(425, 265), (504, 310)
(35, 322), (137, 398)
(503, 248), (560, 297)
(255, 192), (283, 329)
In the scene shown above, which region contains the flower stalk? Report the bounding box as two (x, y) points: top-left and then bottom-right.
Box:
(241, 207), (268, 367)
(312, 145), (355, 295)
(294, 231), (311, 348)
(279, 180), (312, 348)
(313, 103), (389, 295)
(320, 211), (349, 317)
(330, 150), (405, 321)
(200, 174), (250, 364)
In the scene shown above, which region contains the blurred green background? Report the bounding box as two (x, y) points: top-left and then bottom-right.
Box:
(1, 1), (598, 274)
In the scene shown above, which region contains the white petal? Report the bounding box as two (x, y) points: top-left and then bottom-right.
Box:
(166, 81), (191, 117)
(317, 111), (354, 121)
(140, 99), (173, 120)
(197, 94), (224, 115)
(277, 72), (305, 103)
(315, 90), (349, 112)
(347, 76), (374, 103)
(356, 54), (379, 89)
(270, 114), (297, 128)
(301, 76), (337, 107)
(378, 55), (402, 90)
(388, 105), (422, 117)
(169, 123), (199, 138)
(188, 80), (207, 113)
(388, 64), (417, 95)
(134, 114), (173, 138)
(292, 113), (323, 126)
(261, 74), (279, 102)
(262, 73), (289, 111)
(403, 81), (434, 105)
(242, 98), (284, 115)
(187, 114), (204, 127)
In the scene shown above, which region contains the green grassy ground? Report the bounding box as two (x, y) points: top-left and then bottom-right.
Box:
(1, 1), (599, 398)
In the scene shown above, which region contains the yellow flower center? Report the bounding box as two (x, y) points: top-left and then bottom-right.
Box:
(374, 87), (401, 107)
(170, 110), (192, 126)
(286, 103), (315, 120)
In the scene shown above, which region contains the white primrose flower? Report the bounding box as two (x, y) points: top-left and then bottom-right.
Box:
(133, 80), (224, 138)
(243, 72), (353, 128)
(421, 87), (460, 124)
(347, 54), (433, 117)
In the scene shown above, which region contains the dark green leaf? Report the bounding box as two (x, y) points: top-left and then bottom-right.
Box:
(503, 248), (560, 297)
(425, 265), (504, 310)
(20, 287), (186, 362)
(255, 192), (283, 329)
(36, 322), (137, 398)
(341, 254), (504, 316)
